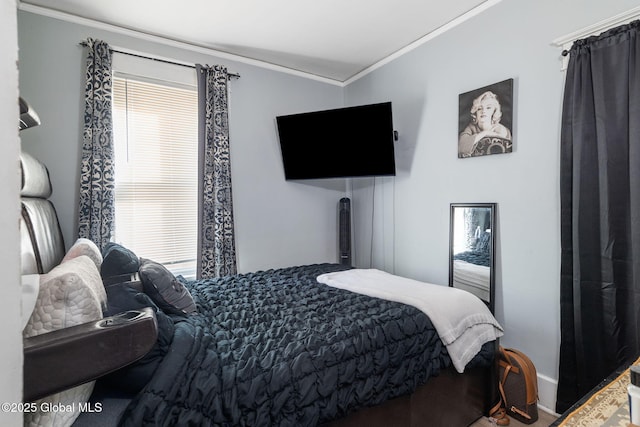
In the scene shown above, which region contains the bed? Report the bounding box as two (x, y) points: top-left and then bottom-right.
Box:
(19, 150), (503, 427)
(452, 251), (491, 302)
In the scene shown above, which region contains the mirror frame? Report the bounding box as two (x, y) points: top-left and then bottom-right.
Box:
(448, 203), (496, 313)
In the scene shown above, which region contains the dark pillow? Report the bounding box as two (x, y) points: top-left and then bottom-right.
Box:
(138, 258), (197, 316)
(100, 242), (140, 278)
(102, 285), (175, 394)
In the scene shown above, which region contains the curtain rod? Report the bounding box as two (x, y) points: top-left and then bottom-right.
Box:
(552, 5), (640, 66)
(79, 42), (240, 79)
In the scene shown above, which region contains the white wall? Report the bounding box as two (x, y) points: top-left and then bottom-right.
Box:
(0, 0), (24, 425)
(345, 0), (640, 411)
(17, 10), (346, 274)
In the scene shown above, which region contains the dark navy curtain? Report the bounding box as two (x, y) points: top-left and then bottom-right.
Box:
(78, 38), (114, 250)
(196, 64), (237, 278)
(557, 21), (640, 413)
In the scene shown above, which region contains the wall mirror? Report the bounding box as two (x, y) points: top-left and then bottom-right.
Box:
(449, 203), (496, 313)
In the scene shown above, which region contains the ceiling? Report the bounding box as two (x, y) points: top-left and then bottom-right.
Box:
(19, 0), (498, 83)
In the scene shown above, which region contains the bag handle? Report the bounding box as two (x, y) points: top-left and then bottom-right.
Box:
(491, 346), (512, 425)
(499, 362), (511, 403)
(499, 346), (520, 374)
(490, 399), (510, 426)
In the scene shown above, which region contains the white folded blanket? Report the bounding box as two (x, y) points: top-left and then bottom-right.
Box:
(317, 268), (503, 373)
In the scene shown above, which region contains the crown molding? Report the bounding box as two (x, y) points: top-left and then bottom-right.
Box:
(552, 5), (640, 70)
(17, 1), (345, 87)
(343, 0), (503, 85)
(19, 0), (503, 87)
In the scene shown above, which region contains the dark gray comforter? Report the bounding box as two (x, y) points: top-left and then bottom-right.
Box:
(454, 250), (491, 267)
(118, 264), (492, 426)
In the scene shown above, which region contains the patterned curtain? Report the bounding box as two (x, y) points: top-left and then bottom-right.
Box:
(78, 38), (114, 250)
(196, 64), (237, 278)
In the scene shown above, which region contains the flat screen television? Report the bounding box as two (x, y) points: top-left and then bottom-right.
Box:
(276, 102), (396, 180)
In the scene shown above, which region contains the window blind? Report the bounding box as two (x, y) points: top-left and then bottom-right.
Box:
(112, 75), (198, 277)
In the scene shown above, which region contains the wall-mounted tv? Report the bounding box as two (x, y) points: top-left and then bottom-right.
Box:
(276, 102), (396, 180)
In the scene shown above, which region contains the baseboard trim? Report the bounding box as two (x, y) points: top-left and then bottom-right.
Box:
(537, 373), (559, 416)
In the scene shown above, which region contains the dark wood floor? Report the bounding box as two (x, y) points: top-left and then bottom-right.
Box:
(470, 409), (557, 427)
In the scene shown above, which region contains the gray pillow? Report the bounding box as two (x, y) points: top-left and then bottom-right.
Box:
(138, 258), (196, 316)
(101, 242), (140, 278)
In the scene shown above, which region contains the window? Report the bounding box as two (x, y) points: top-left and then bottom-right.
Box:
(112, 74), (198, 278)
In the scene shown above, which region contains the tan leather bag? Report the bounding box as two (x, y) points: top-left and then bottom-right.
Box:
(498, 347), (539, 424)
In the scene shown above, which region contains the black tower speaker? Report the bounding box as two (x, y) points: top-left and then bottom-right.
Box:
(339, 197), (351, 266)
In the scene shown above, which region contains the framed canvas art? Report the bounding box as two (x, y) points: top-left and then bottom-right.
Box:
(458, 79), (513, 158)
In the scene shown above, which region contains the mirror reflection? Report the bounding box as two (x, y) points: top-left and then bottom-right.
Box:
(449, 203), (496, 312)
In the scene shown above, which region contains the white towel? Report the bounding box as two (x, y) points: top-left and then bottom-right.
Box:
(317, 268), (503, 373)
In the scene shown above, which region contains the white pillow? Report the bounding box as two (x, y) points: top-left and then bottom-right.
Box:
(23, 255), (106, 427)
(61, 238), (103, 271)
(24, 255), (106, 337)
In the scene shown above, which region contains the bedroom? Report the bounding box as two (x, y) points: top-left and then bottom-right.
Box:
(2, 0), (640, 424)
